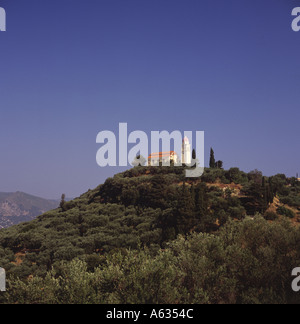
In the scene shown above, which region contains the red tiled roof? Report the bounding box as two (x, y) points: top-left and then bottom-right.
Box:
(148, 151), (177, 159)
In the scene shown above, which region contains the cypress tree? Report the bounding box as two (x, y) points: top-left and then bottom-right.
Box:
(192, 149), (196, 160)
(60, 194), (66, 211)
(209, 148), (216, 168)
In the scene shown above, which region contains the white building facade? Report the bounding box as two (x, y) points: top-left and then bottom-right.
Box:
(148, 136), (192, 166)
(182, 136), (191, 164)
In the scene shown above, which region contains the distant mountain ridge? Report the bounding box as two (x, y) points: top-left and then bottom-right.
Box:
(0, 192), (58, 228)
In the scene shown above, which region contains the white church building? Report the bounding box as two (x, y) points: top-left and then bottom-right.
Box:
(148, 136), (192, 166)
(182, 136), (191, 164)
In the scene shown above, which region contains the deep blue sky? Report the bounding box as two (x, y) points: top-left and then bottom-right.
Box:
(0, 0), (299, 199)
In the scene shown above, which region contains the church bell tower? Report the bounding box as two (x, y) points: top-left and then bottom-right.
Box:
(182, 137), (191, 165)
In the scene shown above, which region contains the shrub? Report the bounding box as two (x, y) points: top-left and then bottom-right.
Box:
(264, 211), (278, 221)
(277, 206), (295, 219)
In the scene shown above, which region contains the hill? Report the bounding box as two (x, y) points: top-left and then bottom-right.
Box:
(0, 166), (300, 304)
(0, 192), (58, 229)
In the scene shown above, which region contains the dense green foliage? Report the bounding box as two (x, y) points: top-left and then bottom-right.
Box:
(2, 217), (300, 304)
(0, 166), (299, 304)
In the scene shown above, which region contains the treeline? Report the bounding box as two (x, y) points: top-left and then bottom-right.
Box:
(2, 217), (300, 304)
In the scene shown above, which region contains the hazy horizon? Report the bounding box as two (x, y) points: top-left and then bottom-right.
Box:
(1, 0), (300, 199)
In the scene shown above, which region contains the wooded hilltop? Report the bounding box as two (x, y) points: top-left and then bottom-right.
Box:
(0, 164), (300, 304)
